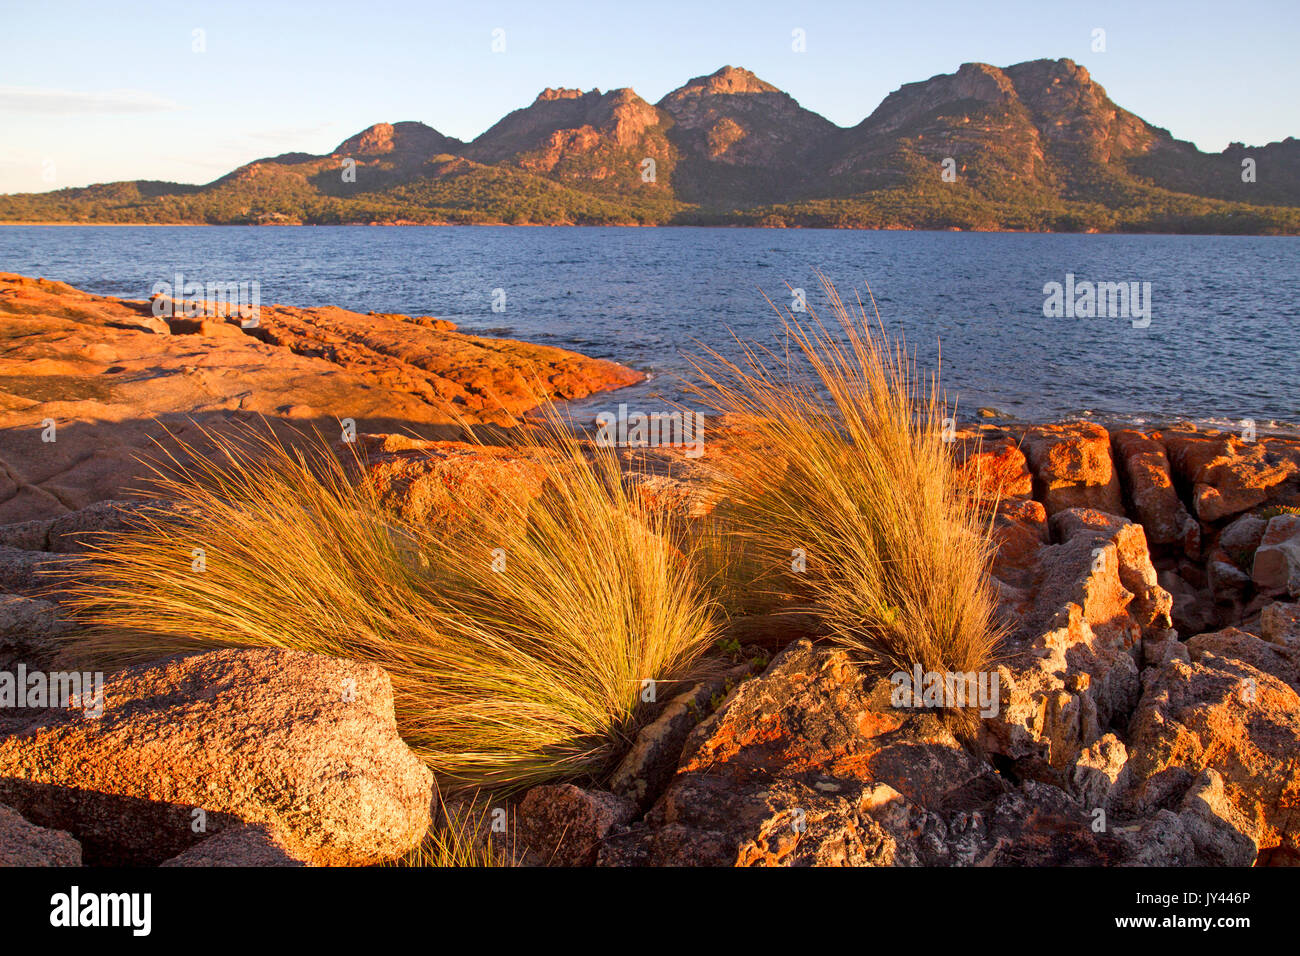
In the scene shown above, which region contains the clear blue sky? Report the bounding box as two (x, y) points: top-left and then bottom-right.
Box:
(3, 0), (1297, 194)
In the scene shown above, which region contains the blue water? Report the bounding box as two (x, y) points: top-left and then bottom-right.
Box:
(1, 226), (1296, 427)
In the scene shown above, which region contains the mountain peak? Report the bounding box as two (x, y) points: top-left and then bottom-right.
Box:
(673, 66), (780, 97)
(464, 84), (662, 170)
(535, 87), (593, 103)
(1004, 57), (1093, 88)
(332, 121), (461, 159)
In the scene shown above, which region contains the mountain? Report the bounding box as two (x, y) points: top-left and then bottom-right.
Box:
(2, 58), (1296, 233)
(814, 59), (1172, 225)
(334, 121), (463, 162)
(657, 66), (838, 204)
(462, 87), (674, 196)
(1132, 135), (1300, 208)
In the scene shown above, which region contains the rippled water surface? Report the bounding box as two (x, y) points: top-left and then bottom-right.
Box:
(2, 226), (1296, 427)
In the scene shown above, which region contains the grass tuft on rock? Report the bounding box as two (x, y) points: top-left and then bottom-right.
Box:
(689, 274), (1004, 730)
(68, 417), (719, 792)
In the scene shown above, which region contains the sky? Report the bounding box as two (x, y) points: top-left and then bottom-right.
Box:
(2, 0), (1298, 194)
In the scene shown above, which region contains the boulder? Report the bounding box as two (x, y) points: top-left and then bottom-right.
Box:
(341, 434), (557, 534)
(1163, 430), (1298, 522)
(0, 499), (134, 553)
(1260, 602), (1300, 648)
(42, 499), (203, 553)
(949, 777), (1246, 866)
(1252, 513), (1300, 597)
(1142, 631), (1190, 667)
(1157, 569), (1217, 637)
(983, 508), (1171, 781)
(1111, 429), (1199, 553)
(0, 801), (82, 866)
(609, 666), (750, 811)
(516, 784), (636, 867)
(0, 547), (76, 599)
(160, 824), (308, 867)
(620, 471), (720, 519)
(1207, 549), (1254, 604)
(0, 518), (53, 552)
(990, 497), (1049, 598)
(1022, 423), (1123, 517)
(1219, 513), (1268, 561)
(1045, 508), (1173, 637)
(0, 648), (433, 866)
(1106, 770), (1257, 866)
(1071, 733), (1127, 808)
(0, 592), (67, 664)
(600, 776), (907, 867)
(676, 642), (1001, 809)
(1115, 651), (1300, 858)
(1186, 627), (1300, 694)
(984, 604), (1141, 784)
(952, 431), (1032, 499)
(615, 443), (724, 519)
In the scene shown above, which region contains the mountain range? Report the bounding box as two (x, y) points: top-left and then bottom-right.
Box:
(4, 58), (1298, 233)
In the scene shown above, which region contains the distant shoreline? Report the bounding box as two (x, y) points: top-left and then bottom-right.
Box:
(1, 221), (1298, 237)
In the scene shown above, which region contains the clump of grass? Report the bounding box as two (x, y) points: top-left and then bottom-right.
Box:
(68, 413), (720, 792)
(1258, 504), (1300, 520)
(688, 273), (1004, 730)
(389, 793), (521, 867)
(685, 508), (788, 620)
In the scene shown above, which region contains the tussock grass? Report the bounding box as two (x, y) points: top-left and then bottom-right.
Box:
(1258, 504), (1300, 520)
(68, 414), (720, 792)
(389, 794), (521, 867)
(688, 274), (1004, 728)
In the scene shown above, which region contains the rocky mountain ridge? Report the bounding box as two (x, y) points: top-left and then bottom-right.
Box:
(3, 59), (1296, 232)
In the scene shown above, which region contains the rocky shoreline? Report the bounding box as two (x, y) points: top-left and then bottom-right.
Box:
(0, 273), (641, 522)
(1, 275), (1298, 867)
(345, 418), (1300, 866)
